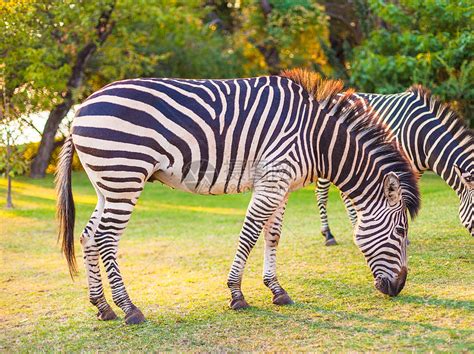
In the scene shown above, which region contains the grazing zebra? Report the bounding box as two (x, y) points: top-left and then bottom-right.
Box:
(56, 69), (420, 324)
(317, 87), (474, 245)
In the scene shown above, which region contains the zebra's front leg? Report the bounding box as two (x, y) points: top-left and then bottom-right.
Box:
(228, 183), (289, 310)
(316, 179), (337, 245)
(262, 194), (294, 305)
(341, 192), (358, 227)
(96, 197), (145, 324)
(81, 196), (117, 321)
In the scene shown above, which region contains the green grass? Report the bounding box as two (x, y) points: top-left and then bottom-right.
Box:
(0, 172), (472, 351)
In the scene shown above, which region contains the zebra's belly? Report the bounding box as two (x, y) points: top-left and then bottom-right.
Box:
(288, 178), (311, 192)
(151, 167), (255, 195)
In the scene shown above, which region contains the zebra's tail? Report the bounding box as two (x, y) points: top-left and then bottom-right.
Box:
(55, 135), (77, 277)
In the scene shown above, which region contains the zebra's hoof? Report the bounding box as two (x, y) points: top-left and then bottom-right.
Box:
(124, 306), (146, 325)
(322, 229), (337, 246)
(272, 292), (294, 306)
(97, 307), (118, 321)
(229, 297), (249, 310)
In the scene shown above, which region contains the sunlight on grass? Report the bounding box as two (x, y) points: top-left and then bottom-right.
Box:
(0, 172), (472, 351)
(152, 202), (246, 216)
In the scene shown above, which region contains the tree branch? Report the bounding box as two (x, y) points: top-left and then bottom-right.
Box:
(67, 3), (116, 91)
(19, 117), (43, 137)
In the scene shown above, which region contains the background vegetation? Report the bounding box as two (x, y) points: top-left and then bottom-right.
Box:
(0, 172), (472, 351)
(1, 0), (473, 179)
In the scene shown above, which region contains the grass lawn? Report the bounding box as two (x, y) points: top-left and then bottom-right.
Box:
(0, 172), (472, 351)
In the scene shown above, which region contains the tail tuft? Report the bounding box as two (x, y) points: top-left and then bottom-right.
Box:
(55, 135), (77, 277)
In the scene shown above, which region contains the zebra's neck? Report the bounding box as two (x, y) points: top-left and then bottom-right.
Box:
(359, 91), (474, 195)
(311, 100), (402, 211)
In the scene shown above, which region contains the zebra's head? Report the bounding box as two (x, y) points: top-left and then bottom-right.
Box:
(354, 172), (417, 297)
(454, 164), (474, 236)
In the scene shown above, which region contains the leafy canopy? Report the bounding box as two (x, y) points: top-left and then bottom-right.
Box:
(350, 0), (473, 124)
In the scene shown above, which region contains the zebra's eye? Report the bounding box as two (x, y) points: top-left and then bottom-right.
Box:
(395, 226), (406, 238)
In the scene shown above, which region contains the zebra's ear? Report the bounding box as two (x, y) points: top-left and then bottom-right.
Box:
(454, 164), (473, 189)
(383, 172), (402, 206)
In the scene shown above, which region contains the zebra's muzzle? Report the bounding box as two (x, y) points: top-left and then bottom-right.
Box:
(375, 266), (407, 297)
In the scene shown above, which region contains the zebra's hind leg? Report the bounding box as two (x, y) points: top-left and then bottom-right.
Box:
(95, 194), (145, 325)
(81, 192), (117, 321)
(262, 195), (294, 306)
(227, 180), (290, 310)
(316, 179), (337, 246)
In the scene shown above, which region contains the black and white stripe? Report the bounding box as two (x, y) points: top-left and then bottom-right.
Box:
(56, 73), (420, 324)
(317, 87), (474, 245)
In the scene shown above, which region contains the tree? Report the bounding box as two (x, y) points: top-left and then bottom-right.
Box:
(0, 67), (28, 209)
(350, 0), (474, 126)
(320, 0), (373, 81)
(207, 0), (330, 76)
(0, 123), (28, 209)
(2, 1), (250, 178)
(1, 1), (117, 178)
(28, 1), (116, 177)
(246, 0), (330, 75)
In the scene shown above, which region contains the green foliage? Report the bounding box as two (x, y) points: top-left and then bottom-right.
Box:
(235, 0), (330, 73)
(263, 1), (326, 48)
(1, 0), (249, 116)
(1, 0), (250, 178)
(0, 61), (27, 180)
(0, 116), (28, 178)
(1, 0), (473, 179)
(0, 143), (27, 179)
(0, 0), (116, 112)
(350, 0), (474, 125)
(93, 0), (245, 84)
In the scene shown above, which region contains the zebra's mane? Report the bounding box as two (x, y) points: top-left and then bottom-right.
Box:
(281, 68), (420, 218)
(407, 85), (473, 153)
(280, 68), (349, 101)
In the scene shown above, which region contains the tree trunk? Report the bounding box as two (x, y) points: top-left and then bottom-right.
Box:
(30, 97), (74, 178)
(6, 174), (13, 209)
(255, 44), (280, 75)
(30, 4), (115, 178)
(5, 144), (13, 209)
(257, 0), (281, 75)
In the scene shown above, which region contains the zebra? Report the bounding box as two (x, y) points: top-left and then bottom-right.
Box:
(56, 69), (420, 324)
(316, 87), (474, 246)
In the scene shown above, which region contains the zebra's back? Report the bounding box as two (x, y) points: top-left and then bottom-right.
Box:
(72, 76), (313, 195)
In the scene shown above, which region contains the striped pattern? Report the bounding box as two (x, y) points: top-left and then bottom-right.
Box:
(56, 72), (420, 324)
(317, 87), (474, 245)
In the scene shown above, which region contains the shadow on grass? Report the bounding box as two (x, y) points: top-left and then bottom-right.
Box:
(295, 276), (474, 310)
(393, 295), (474, 310)
(285, 302), (469, 333)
